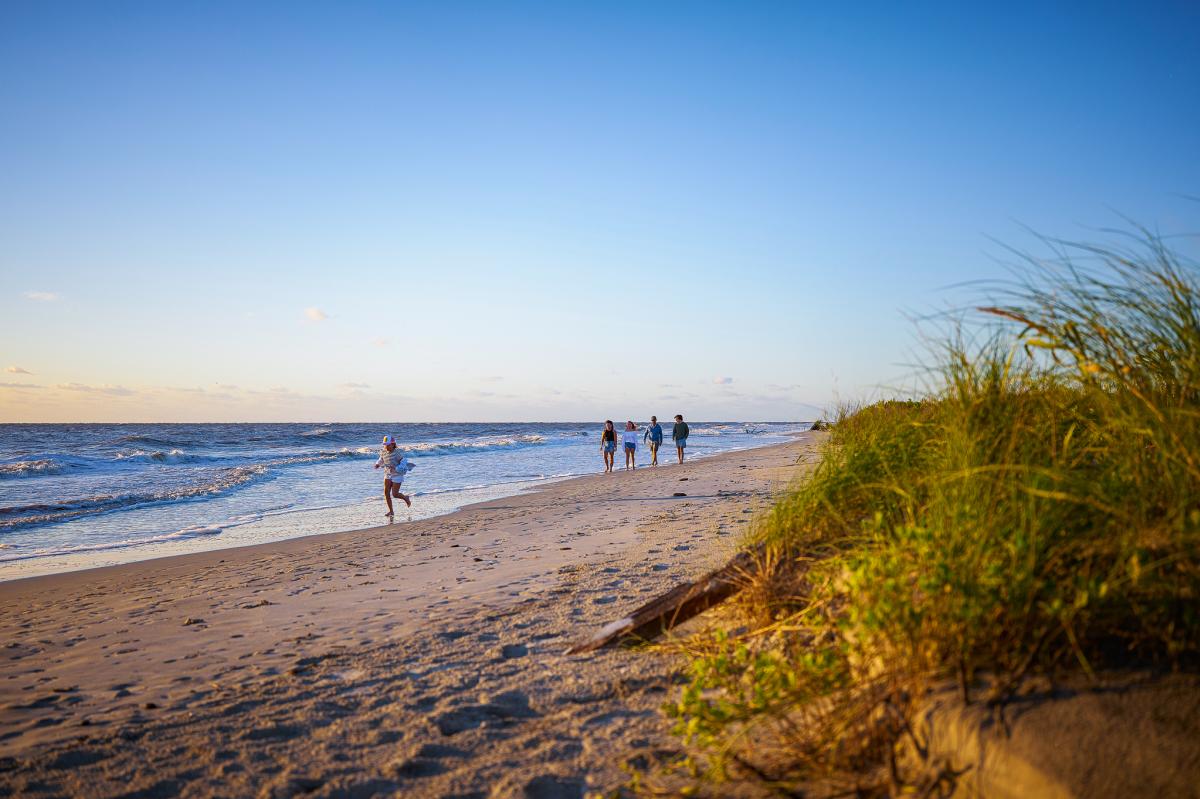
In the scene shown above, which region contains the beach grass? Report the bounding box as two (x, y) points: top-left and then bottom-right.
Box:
(652, 228), (1200, 794)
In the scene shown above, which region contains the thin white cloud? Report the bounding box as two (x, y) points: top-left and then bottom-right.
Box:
(6, 366), (32, 375)
(372, 338), (389, 348)
(480, 375), (505, 382)
(55, 382), (134, 396)
(341, 382), (371, 389)
(23, 291), (59, 302)
(0, 382), (43, 390)
(304, 307), (328, 322)
(713, 376), (734, 385)
(242, 386), (323, 402)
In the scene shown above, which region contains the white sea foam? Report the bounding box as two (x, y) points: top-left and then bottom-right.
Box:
(0, 458), (77, 478)
(0, 524), (226, 563)
(688, 426), (727, 436)
(0, 463), (272, 532)
(403, 435), (547, 455)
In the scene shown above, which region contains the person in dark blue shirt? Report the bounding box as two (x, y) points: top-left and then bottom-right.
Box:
(643, 415), (664, 466)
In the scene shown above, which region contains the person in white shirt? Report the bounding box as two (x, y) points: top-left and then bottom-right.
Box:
(374, 435), (414, 519)
(622, 420), (639, 471)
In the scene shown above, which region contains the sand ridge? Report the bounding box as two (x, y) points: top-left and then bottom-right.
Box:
(0, 436), (822, 797)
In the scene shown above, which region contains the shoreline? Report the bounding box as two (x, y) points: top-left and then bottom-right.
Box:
(0, 436), (821, 797)
(0, 437), (802, 584)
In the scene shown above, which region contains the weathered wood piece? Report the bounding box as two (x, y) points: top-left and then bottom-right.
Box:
(566, 544), (764, 654)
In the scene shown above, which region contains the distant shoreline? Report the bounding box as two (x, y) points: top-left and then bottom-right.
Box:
(1, 422), (810, 582)
(0, 436), (804, 585)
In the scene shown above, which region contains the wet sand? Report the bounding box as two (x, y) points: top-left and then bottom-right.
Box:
(0, 436), (821, 798)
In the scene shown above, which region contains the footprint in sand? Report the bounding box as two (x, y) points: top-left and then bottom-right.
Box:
(392, 742), (468, 779)
(430, 690), (538, 736)
(520, 774), (587, 799)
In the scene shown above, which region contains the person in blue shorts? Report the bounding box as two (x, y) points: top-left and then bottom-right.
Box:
(672, 414), (689, 464)
(600, 420), (617, 473)
(622, 420), (639, 470)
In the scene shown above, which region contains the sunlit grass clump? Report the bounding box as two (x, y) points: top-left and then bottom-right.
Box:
(658, 230), (1200, 794)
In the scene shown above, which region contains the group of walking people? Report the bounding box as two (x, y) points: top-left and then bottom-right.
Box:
(599, 414), (690, 473)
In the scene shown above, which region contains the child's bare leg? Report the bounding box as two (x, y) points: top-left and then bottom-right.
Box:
(392, 488), (412, 507)
(383, 481), (395, 515)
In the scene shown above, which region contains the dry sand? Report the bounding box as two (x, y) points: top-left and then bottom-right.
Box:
(0, 436), (822, 798)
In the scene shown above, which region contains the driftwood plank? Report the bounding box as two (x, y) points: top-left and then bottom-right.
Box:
(566, 544), (764, 654)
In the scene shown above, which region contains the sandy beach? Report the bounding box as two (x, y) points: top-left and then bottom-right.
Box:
(0, 436), (821, 798)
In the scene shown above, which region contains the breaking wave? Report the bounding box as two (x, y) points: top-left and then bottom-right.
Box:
(0, 464), (271, 532)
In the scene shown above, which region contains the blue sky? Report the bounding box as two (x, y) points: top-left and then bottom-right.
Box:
(2, 1), (1198, 422)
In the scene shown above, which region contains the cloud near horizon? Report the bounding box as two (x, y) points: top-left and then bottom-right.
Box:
(304, 307), (328, 321)
(6, 366), (32, 375)
(55, 382), (135, 396)
(713, 376), (734, 385)
(23, 291), (59, 302)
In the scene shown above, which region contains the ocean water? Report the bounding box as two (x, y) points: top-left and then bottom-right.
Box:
(0, 422), (807, 579)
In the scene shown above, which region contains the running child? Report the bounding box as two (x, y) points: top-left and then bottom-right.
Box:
(374, 435), (414, 519)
